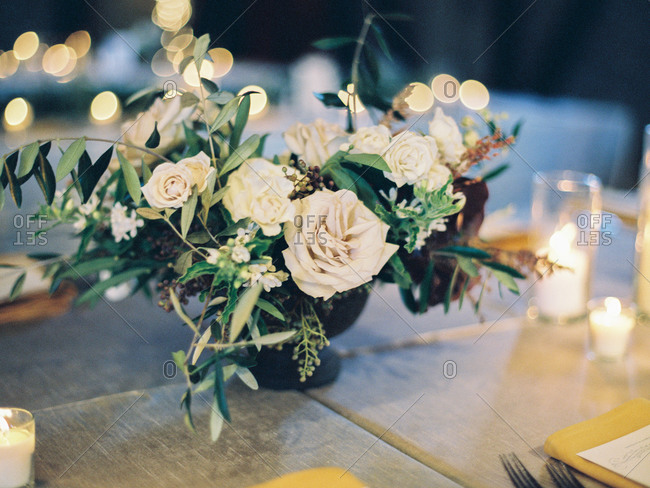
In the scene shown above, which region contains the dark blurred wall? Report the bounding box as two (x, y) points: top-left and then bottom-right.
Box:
(1, 0), (648, 178)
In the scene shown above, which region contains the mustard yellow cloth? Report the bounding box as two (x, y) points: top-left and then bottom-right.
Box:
(544, 398), (650, 488)
(247, 467), (367, 488)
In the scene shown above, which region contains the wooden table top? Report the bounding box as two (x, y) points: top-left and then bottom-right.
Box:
(1, 225), (645, 487)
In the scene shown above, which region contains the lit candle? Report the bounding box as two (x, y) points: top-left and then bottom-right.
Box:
(588, 297), (636, 360)
(0, 409), (35, 488)
(535, 224), (590, 321)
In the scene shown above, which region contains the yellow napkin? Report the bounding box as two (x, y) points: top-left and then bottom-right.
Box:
(544, 398), (650, 488)
(247, 467), (367, 488)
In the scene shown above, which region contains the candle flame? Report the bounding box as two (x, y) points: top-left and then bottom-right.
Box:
(0, 416), (10, 432)
(604, 297), (621, 316)
(549, 223), (577, 258)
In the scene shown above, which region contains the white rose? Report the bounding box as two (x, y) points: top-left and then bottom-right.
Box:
(223, 158), (295, 236)
(118, 96), (194, 167)
(383, 131), (438, 187)
(428, 107), (465, 168)
(177, 151), (214, 193)
(423, 164), (452, 191)
(282, 189), (398, 300)
(343, 125), (391, 155)
(141, 163), (193, 208)
(283, 118), (347, 166)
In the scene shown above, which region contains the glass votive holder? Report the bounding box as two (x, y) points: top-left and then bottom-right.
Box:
(529, 170), (602, 323)
(0, 408), (35, 488)
(587, 297), (636, 361)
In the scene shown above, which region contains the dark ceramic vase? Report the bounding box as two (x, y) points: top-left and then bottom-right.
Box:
(250, 286), (370, 390)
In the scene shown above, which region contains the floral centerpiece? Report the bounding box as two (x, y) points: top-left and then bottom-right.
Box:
(1, 18), (540, 440)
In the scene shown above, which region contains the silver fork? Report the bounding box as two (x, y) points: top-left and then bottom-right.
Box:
(500, 453), (544, 488)
(546, 460), (586, 488)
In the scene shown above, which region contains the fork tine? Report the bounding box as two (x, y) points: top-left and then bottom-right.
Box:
(557, 461), (585, 488)
(500, 454), (528, 488)
(546, 462), (571, 488)
(510, 454), (544, 488)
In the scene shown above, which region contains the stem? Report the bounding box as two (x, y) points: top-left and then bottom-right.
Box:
(162, 215), (207, 258)
(198, 83), (222, 189)
(350, 13), (376, 132)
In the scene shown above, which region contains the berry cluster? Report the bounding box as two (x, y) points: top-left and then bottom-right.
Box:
(283, 159), (334, 199)
(157, 275), (213, 312)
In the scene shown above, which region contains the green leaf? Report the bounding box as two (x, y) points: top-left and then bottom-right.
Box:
(180, 187), (198, 239)
(235, 367), (258, 390)
(187, 231), (211, 244)
(213, 360), (231, 422)
(419, 260), (435, 314)
(438, 246), (491, 259)
(35, 149), (56, 205)
(135, 207), (163, 220)
(116, 150), (141, 205)
(230, 94), (250, 148)
(178, 55), (194, 76)
(180, 91), (200, 108)
(458, 274), (471, 310)
(0, 184), (4, 212)
(125, 86), (160, 106)
(388, 254), (412, 289)
(313, 92), (347, 108)
(371, 24), (392, 60)
(58, 257), (122, 280)
(141, 158), (152, 184)
(56, 138), (86, 182)
(216, 218), (250, 237)
(174, 250), (194, 275)
(327, 162), (357, 192)
(145, 121), (160, 148)
(210, 186), (228, 207)
(76, 268), (150, 305)
(456, 256), (479, 278)
(481, 163), (509, 183)
(229, 283), (263, 343)
(482, 261), (525, 279)
(206, 91), (235, 104)
(178, 261), (218, 283)
(5, 160), (21, 208)
(344, 153), (391, 172)
(9, 272), (26, 301)
(475, 279), (487, 314)
(193, 33), (210, 68)
(87, 146), (113, 197)
(399, 286), (418, 313)
(210, 397), (224, 442)
(209, 95), (241, 133)
(17, 142), (39, 179)
(512, 120), (523, 138)
(172, 350), (187, 370)
(492, 269), (519, 294)
(77, 151), (93, 202)
(201, 169), (218, 216)
(444, 265), (460, 313)
(219, 134), (260, 176)
(312, 37), (356, 49)
(249, 330), (296, 346)
(255, 298), (285, 321)
(201, 78), (219, 93)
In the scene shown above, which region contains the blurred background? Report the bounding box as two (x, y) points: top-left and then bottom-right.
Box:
(0, 0), (648, 251)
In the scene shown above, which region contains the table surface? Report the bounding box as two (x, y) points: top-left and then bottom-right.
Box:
(1, 223), (646, 487)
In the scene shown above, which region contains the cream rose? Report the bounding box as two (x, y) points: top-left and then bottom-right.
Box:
(428, 107), (465, 168)
(283, 118), (347, 166)
(141, 163), (193, 208)
(383, 131), (438, 187)
(177, 151), (214, 193)
(343, 125), (391, 155)
(223, 158), (295, 236)
(282, 189), (398, 300)
(118, 96), (194, 167)
(423, 164), (452, 191)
